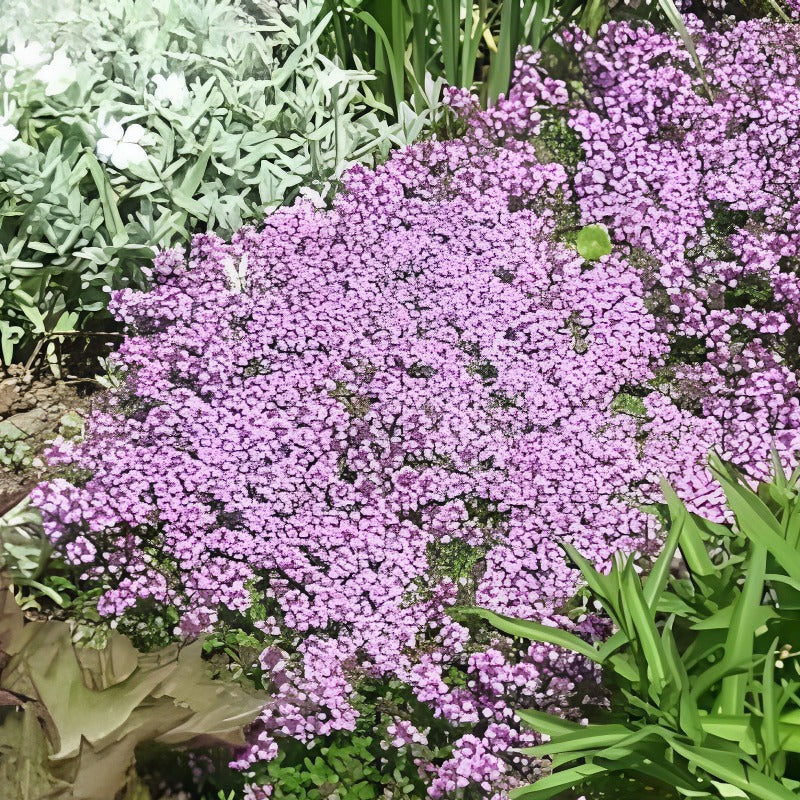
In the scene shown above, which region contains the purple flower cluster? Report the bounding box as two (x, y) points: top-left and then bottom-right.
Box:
(548, 16), (800, 516)
(32, 12), (800, 797)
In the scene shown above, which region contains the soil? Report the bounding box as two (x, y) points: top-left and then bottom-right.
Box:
(0, 366), (94, 516)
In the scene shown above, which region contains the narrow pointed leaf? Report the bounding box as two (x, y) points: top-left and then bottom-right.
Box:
(460, 608), (601, 662)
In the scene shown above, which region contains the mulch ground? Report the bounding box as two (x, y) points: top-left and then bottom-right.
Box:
(0, 366), (93, 516)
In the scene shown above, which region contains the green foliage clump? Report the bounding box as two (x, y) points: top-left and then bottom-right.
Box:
(320, 0), (704, 110)
(256, 736), (420, 800)
(470, 452), (800, 799)
(534, 115), (584, 169)
(0, 419), (32, 469)
(0, 0), (428, 366)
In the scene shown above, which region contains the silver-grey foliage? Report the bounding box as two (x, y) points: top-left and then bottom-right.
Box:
(0, 0), (436, 366)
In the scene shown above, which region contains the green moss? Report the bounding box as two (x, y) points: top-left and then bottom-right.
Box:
(668, 334), (709, 366)
(535, 114), (584, 170)
(427, 537), (486, 585)
(689, 202), (751, 261)
(723, 273), (775, 311)
(466, 359), (499, 384)
(611, 392), (648, 419)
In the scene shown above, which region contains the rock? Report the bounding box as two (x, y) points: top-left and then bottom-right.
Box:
(0, 421), (25, 443)
(3, 408), (49, 438)
(0, 380), (19, 417)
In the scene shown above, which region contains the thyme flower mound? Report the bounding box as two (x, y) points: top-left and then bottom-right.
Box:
(33, 100), (668, 795)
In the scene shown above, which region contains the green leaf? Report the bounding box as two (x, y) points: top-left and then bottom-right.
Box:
(559, 540), (620, 617)
(515, 708), (594, 739)
(691, 543), (766, 708)
(642, 480), (687, 608)
(82, 152), (128, 247)
(760, 637), (781, 760)
(656, 0), (713, 100)
(618, 557), (668, 692)
(709, 781), (750, 799)
(487, 0), (521, 103)
(669, 740), (797, 800)
(777, 710), (800, 753)
(661, 621), (704, 742)
(710, 455), (800, 584)
(576, 224), (612, 261)
(522, 723), (636, 758)
(509, 762), (608, 800)
(178, 124), (220, 199)
(661, 481), (717, 578)
(690, 603), (775, 632)
(697, 716), (757, 755)
(459, 607), (602, 662)
(11, 290), (47, 333)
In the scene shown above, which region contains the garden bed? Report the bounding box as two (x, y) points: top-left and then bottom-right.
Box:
(2, 1), (800, 799)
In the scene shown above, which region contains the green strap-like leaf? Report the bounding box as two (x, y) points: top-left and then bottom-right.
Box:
(661, 620), (704, 743)
(516, 709), (626, 742)
(618, 558), (668, 694)
(521, 723), (642, 758)
(656, 0), (713, 100)
(459, 607), (602, 662)
(760, 637), (786, 771)
(559, 540), (621, 618)
(642, 480), (687, 608)
(709, 453), (783, 536)
(82, 152), (128, 247)
(697, 716), (756, 753)
(508, 762), (608, 800)
(661, 481), (717, 578)
(691, 544), (766, 707)
(487, 0), (521, 103)
(711, 457), (800, 584)
(669, 740), (798, 800)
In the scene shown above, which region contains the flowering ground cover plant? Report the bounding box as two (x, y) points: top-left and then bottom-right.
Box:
(552, 13), (800, 513)
(35, 121), (633, 797)
(0, 0), (428, 367)
(30, 7), (800, 799)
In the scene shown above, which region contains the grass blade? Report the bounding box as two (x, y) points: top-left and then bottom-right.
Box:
(487, 0), (522, 103)
(655, 0), (713, 100)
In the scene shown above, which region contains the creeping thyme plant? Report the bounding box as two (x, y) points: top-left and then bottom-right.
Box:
(29, 6), (800, 799)
(0, 0), (431, 366)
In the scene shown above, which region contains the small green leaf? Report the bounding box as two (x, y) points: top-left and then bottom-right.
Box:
(509, 762), (607, 800)
(576, 224), (612, 261)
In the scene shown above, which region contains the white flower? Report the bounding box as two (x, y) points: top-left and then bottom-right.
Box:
(151, 72), (190, 108)
(96, 118), (149, 170)
(297, 186), (327, 210)
(0, 122), (19, 155)
(1, 35), (49, 71)
(35, 49), (78, 96)
(222, 254), (248, 294)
